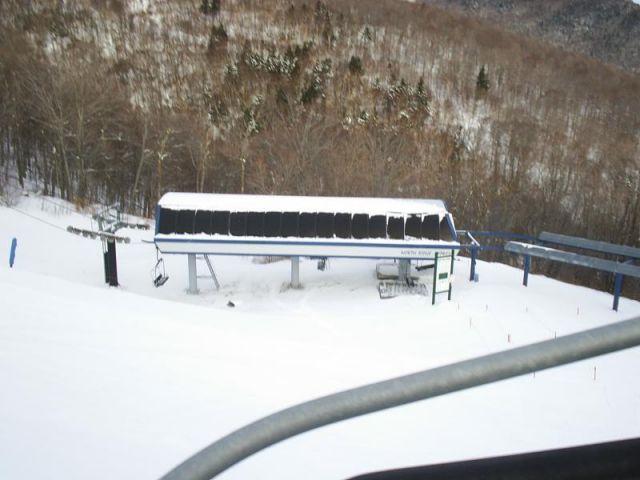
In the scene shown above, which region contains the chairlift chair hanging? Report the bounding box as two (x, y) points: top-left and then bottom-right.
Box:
(153, 248), (169, 287)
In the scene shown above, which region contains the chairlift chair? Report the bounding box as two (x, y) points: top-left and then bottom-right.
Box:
(153, 249), (169, 287)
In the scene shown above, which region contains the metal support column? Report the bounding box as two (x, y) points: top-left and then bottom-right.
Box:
(291, 256), (300, 289)
(188, 254), (199, 294)
(613, 273), (623, 311)
(523, 254), (531, 287)
(103, 240), (119, 287)
(203, 255), (221, 290)
(398, 259), (411, 283)
(432, 252), (438, 305)
(613, 259), (634, 311)
(470, 246), (477, 282)
(448, 250), (454, 301)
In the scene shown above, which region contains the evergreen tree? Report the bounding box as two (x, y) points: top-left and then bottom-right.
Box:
(417, 76), (426, 96)
(361, 26), (372, 42)
(415, 76), (430, 110)
(207, 23), (228, 55)
(211, 0), (220, 16)
(476, 65), (490, 93)
(200, 0), (220, 16)
(348, 56), (363, 75)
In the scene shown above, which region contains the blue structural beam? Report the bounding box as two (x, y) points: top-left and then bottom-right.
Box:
(523, 254), (531, 287)
(456, 230), (539, 283)
(505, 242), (640, 279)
(613, 259), (634, 312)
(464, 231), (536, 242)
(613, 273), (623, 312)
(506, 242), (640, 311)
(539, 232), (640, 260)
(460, 231), (481, 282)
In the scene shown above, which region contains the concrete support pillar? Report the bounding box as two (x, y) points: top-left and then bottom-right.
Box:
(188, 254), (199, 294)
(291, 256), (301, 289)
(398, 259), (411, 283)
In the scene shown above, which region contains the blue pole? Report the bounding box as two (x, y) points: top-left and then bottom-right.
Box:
(9, 238), (17, 268)
(523, 255), (531, 287)
(613, 273), (623, 312)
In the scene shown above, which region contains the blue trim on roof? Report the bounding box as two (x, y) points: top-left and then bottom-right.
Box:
(158, 250), (456, 260)
(445, 213), (458, 242)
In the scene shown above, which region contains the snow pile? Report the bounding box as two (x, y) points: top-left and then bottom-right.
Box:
(158, 192), (448, 215)
(1, 193), (639, 480)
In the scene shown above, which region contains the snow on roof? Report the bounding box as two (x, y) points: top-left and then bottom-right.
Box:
(158, 192), (449, 216)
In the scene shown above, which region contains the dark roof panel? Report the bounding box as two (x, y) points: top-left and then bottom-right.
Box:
(387, 216), (404, 240)
(422, 214), (440, 240)
(176, 210), (195, 234)
(158, 208), (177, 234)
(369, 215), (386, 239)
(212, 211), (230, 235)
(247, 212), (265, 237)
(230, 212), (248, 236)
(352, 214), (369, 239)
(317, 213), (335, 238)
(282, 212), (299, 237)
(335, 213), (352, 239)
(264, 212), (282, 237)
(299, 213), (317, 238)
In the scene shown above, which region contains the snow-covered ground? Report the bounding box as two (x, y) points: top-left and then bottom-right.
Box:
(1, 192), (639, 480)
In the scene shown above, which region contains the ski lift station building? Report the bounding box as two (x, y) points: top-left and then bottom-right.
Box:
(154, 192), (459, 295)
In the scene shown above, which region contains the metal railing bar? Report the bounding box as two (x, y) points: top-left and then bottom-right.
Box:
(159, 316), (640, 480)
(505, 242), (640, 279)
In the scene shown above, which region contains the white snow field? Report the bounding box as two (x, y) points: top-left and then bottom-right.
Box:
(1, 193), (639, 480)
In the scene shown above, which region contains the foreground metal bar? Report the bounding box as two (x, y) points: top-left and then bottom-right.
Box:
(505, 242), (640, 279)
(159, 316), (640, 480)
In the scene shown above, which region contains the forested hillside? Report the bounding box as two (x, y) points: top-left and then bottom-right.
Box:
(0, 0), (639, 294)
(421, 0), (640, 73)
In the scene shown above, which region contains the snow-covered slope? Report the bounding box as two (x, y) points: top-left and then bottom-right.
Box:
(1, 194), (639, 480)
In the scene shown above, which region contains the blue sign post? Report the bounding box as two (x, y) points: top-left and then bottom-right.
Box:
(9, 238), (17, 268)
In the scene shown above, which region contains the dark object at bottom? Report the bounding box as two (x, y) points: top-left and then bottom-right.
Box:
(347, 437), (640, 480)
(227, 301), (235, 308)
